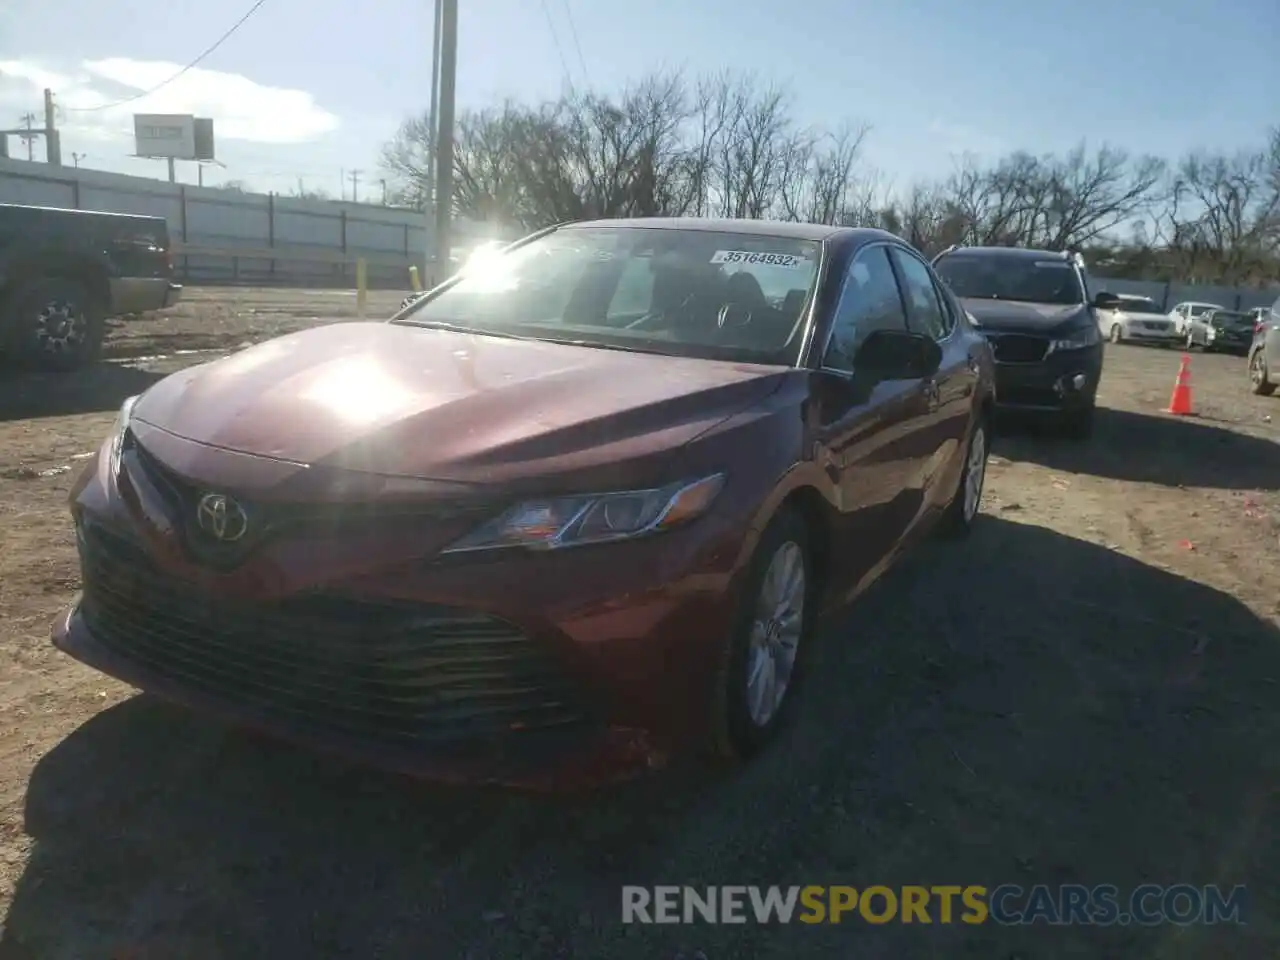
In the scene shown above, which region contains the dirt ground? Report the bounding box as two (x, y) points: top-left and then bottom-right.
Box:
(0, 288), (1278, 959)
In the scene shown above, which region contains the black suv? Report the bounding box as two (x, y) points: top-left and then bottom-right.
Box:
(932, 245), (1105, 438)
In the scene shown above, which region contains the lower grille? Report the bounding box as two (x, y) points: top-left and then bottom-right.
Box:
(988, 334), (1049, 363)
(77, 522), (590, 747)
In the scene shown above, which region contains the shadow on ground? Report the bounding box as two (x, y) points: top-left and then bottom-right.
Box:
(996, 405), (1280, 491)
(4, 517), (1278, 959)
(0, 363), (166, 422)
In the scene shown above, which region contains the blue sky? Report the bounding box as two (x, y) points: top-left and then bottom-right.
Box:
(0, 0), (1275, 198)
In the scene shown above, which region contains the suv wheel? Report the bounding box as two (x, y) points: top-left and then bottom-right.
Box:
(710, 508), (813, 761)
(1250, 350), (1276, 396)
(4, 277), (105, 371)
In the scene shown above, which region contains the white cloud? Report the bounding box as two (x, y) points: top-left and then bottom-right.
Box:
(0, 57), (339, 146)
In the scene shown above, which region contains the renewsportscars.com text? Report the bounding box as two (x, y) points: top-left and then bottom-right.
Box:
(621, 884), (1248, 926)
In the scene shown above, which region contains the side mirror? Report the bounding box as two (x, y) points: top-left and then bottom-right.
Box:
(853, 329), (942, 380)
(1092, 291), (1120, 309)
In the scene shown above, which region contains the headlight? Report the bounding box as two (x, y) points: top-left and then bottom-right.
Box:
(1049, 325), (1100, 353)
(108, 394), (140, 475)
(441, 474), (726, 553)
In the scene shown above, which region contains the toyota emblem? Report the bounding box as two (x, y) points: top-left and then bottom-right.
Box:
(195, 492), (249, 542)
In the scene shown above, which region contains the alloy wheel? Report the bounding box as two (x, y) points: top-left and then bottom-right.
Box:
(745, 541), (805, 728)
(963, 425), (987, 523)
(34, 299), (86, 355)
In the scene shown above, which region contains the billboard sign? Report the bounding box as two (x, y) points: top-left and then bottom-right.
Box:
(134, 114), (215, 161)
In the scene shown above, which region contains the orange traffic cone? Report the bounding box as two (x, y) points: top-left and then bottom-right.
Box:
(1166, 354), (1194, 415)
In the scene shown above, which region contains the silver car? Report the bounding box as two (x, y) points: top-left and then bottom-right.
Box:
(1169, 301), (1225, 337)
(1096, 294), (1179, 345)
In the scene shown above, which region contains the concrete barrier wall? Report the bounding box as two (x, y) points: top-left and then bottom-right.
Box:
(0, 157), (519, 287)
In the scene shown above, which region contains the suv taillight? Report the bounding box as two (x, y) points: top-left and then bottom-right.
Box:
(1257, 321), (1266, 335)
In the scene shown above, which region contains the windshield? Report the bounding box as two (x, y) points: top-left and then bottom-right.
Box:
(1117, 299), (1163, 314)
(934, 254), (1085, 306)
(394, 226), (823, 365)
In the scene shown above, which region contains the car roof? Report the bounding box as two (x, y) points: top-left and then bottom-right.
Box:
(560, 217), (894, 244)
(1178, 301), (1223, 307)
(1116, 294), (1156, 301)
(937, 245), (1074, 260)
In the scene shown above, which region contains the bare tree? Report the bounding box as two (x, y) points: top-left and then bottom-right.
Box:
(378, 69), (1278, 283)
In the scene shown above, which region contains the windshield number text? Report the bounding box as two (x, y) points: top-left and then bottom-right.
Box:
(711, 250), (806, 268)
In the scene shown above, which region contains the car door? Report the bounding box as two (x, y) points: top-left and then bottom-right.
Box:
(808, 244), (929, 605)
(1171, 303), (1187, 334)
(886, 245), (975, 529)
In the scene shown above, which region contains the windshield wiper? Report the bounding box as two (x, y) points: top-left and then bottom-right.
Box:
(392, 319), (541, 342)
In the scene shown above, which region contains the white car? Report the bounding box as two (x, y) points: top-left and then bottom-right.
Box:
(1096, 294), (1179, 345)
(1169, 301), (1225, 337)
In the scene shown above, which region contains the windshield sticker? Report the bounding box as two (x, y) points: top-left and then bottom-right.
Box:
(711, 250), (808, 268)
(1032, 261), (1072, 269)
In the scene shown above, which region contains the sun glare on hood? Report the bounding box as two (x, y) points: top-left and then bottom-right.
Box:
(299, 356), (423, 425)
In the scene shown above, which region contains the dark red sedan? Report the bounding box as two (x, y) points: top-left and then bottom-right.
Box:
(53, 218), (995, 786)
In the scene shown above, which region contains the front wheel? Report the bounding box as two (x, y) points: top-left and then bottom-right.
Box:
(937, 415), (989, 539)
(710, 509), (813, 761)
(1250, 350), (1276, 396)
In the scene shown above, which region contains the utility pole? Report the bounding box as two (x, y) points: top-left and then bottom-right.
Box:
(380, 178), (388, 205)
(72, 152), (85, 168)
(43, 88), (61, 166)
(349, 169), (361, 203)
(425, 0), (443, 278)
(18, 113), (36, 161)
(434, 0), (458, 276)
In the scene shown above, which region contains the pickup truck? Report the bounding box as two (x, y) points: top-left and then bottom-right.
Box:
(0, 203), (182, 371)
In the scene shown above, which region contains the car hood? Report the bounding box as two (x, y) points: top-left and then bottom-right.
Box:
(961, 298), (1088, 332)
(132, 322), (786, 486)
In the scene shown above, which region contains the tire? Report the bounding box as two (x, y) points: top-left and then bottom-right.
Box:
(937, 414), (989, 540)
(3, 277), (105, 371)
(1250, 350), (1276, 396)
(709, 507), (813, 762)
(1108, 324), (1122, 344)
(1061, 405), (1096, 440)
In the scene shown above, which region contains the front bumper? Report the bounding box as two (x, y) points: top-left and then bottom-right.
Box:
(990, 341), (1104, 412)
(108, 278), (183, 316)
(51, 448), (744, 787)
(1119, 322), (1179, 343)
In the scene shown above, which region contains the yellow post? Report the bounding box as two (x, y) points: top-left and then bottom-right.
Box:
(355, 257), (368, 320)
(408, 264), (422, 292)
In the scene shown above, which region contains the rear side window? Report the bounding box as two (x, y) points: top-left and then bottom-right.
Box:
(889, 247), (953, 340)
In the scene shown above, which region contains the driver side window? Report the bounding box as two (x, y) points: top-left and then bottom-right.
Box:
(824, 247), (909, 372)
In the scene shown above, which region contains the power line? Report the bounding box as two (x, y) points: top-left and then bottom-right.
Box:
(65, 0), (270, 113)
(536, 0), (574, 89)
(558, 0), (590, 88)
